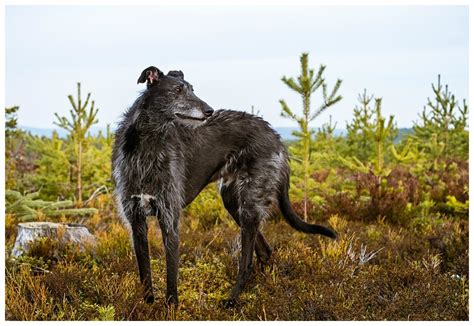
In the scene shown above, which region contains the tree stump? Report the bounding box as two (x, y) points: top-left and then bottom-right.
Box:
(11, 222), (96, 257)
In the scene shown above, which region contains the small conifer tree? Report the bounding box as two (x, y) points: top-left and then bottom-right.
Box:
(345, 90), (375, 161)
(372, 98), (395, 174)
(5, 106), (19, 138)
(413, 75), (468, 160)
(5, 106), (20, 189)
(341, 92), (397, 177)
(28, 131), (72, 199)
(54, 83), (99, 204)
(6, 190), (97, 222)
(280, 53), (342, 220)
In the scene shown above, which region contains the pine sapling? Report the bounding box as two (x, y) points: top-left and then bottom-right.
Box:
(280, 53), (342, 220)
(54, 83), (99, 204)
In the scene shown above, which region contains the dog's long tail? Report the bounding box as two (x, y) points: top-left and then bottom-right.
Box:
(278, 184), (337, 239)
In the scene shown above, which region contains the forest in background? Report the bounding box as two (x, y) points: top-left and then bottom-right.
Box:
(4, 53), (469, 320)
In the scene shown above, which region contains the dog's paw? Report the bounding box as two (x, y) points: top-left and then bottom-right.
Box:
(166, 295), (179, 306)
(144, 294), (155, 304)
(221, 298), (237, 309)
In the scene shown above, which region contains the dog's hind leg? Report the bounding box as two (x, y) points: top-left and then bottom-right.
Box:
(255, 233), (272, 265)
(220, 183), (272, 264)
(223, 215), (260, 308)
(127, 199), (154, 304)
(221, 181), (272, 307)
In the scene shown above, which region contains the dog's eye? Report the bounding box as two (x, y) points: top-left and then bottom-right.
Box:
(175, 85), (184, 93)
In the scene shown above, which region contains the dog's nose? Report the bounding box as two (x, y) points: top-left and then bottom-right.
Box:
(204, 106), (214, 117)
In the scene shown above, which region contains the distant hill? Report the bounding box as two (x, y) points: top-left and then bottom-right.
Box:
(20, 125), (412, 142)
(274, 127), (347, 140)
(20, 126), (108, 138)
(395, 128), (414, 143)
(276, 127), (413, 143)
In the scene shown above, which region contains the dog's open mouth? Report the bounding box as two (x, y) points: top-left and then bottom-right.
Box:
(175, 113), (206, 121)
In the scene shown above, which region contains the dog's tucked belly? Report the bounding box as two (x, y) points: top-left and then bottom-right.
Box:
(177, 109), (288, 207)
(182, 153), (226, 206)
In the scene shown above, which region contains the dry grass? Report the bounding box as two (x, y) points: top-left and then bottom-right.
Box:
(4, 196), (468, 320)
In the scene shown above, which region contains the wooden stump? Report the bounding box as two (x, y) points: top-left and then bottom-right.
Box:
(11, 222), (96, 257)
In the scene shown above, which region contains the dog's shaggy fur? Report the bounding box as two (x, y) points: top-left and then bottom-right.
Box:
(112, 66), (337, 307)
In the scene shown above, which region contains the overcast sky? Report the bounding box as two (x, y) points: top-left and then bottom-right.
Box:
(5, 5), (469, 130)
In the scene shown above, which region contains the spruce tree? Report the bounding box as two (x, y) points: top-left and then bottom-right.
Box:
(280, 53), (342, 220)
(54, 83), (99, 204)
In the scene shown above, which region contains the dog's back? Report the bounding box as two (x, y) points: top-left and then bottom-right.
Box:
(112, 66), (336, 306)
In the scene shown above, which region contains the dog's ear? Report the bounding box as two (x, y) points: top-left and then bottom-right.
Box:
(137, 66), (162, 85)
(167, 70), (184, 80)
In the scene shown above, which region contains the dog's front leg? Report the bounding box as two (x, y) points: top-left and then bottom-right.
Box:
(157, 212), (180, 306)
(129, 201), (154, 304)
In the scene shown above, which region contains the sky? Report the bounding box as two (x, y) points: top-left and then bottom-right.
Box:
(5, 5), (469, 130)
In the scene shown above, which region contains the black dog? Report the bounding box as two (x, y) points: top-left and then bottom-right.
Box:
(112, 66), (337, 307)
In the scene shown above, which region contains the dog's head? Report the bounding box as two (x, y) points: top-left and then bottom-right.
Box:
(137, 66), (214, 127)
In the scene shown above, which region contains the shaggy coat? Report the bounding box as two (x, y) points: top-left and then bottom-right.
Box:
(112, 66), (336, 307)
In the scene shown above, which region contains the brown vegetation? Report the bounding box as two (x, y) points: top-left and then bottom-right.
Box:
(5, 192), (468, 321)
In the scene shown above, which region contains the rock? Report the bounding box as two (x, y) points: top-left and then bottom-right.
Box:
(11, 222), (96, 257)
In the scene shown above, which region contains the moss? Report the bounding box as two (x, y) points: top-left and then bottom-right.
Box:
(5, 208), (468, 320)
